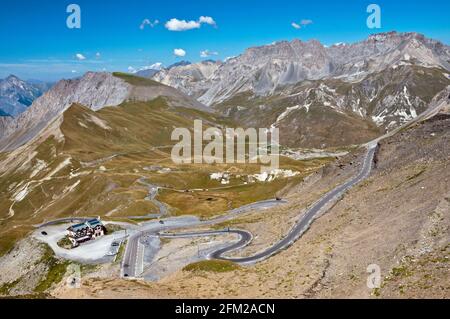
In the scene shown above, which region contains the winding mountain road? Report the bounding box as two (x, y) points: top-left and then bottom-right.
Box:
(190, 96), (448, 265)
(160, 229), (253, 253)
(121, 199), (287, 277)
(120, 143), (377, 277)
(160, 143), (377, 264)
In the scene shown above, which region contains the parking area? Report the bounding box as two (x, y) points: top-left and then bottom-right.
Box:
(33, 222), (133, 264)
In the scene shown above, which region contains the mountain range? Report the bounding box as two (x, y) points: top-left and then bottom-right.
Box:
(0, 75), (50, 117)
(149, 32), (450, 104)
(144, 31), (450, 147)
(0, 72), (207, 151)
(0, 32), (449, 152)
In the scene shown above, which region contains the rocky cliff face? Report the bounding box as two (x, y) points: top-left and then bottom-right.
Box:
(152, 60), (222, 99)
(150, 32), (450, 147)
(151, 32), (450, 106)
(213, 66), (449, 147)
(0, 115), (12, 133)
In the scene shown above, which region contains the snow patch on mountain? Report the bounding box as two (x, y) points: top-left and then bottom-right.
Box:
(86, 114), (111, 130)
(271, 103), (310, 128)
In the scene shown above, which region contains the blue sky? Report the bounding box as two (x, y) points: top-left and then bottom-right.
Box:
(1, 0), (449, 81)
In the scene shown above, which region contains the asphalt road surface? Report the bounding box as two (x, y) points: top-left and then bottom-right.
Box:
(121, 200), (286, 277)
(213, 143), (377, 263)
(160, 229), (253, 253)
(162, 143), (377, 265)
(122, 231), (140, 278)
(36, 145), (376, 277)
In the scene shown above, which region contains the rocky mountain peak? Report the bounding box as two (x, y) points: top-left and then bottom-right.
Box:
(150, 32), (449, 106)
(0, 74), (46, 117)
(5, 74), (21, 81)
(2, 74), (29, 89)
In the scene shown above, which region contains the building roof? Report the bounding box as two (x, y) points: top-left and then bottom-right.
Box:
(67, 218), (103, 232)
(87, 218), (102, 227)
(68, 222), (89, 232)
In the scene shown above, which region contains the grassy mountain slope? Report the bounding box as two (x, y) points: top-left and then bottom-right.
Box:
(52, 111), (449, 299)
(0, 94), (329, 256)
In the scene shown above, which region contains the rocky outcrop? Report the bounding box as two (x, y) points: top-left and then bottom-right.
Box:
(152, 60), (222, 99)
(0, 115), (13, 136)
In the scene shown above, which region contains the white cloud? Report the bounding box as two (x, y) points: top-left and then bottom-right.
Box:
(140, 19), (159, 30)
(75, 53), (86, 60)
(199, 16), (216, 26)
(165, 19), (200, 31)
(128, 66), (136, 73)
(291, 22), (301, 29)
(200, 50), (219, 58)
(95, 52), (101, 58)
(165, 16), (216, 31)
(292, 19), (313, 30)
(173, 48), (186, 57)
(71, 70), (78, 73)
